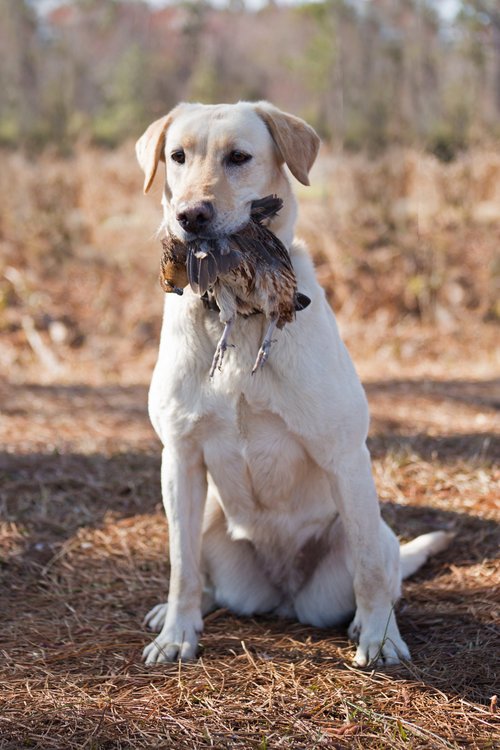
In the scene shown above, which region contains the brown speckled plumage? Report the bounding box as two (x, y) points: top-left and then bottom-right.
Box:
(159, 196), (310, 374)
(159, 236), (188, 294)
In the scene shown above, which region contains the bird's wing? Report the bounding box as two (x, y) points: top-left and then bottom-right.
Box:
(186, 240), (241, 296)
(231, 223), (295, 274)
(261, 230), (295, 273)
(250, 195), (283, 224)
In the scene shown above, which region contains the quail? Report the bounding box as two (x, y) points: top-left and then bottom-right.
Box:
(159, 195), (310, 375)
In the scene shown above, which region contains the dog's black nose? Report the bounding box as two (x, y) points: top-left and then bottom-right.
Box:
(177, 201), (214, 234)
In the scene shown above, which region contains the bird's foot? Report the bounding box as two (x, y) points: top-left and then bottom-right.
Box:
(251, 338), (276, 374)
(209, 320), (235, 377)
(210, 341), (230, 377)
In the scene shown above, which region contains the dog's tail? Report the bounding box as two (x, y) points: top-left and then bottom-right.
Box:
(400, 531), (454, 580)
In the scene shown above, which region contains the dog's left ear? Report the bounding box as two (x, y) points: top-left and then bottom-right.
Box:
(136, 104), (185, 194)
(254, 102), (320, 186)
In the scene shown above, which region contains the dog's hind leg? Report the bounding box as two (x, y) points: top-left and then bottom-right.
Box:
(293, 517), (356, 629)
(202, 506), (281, 616)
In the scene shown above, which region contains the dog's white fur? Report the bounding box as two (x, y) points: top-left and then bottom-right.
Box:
(136, 101), (451, 667)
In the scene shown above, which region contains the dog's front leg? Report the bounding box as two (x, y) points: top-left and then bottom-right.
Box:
(143, 442), (207, 665)
(333, 445), (410, 667)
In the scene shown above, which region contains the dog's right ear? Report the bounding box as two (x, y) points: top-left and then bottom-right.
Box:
(136, 104), (184, 194)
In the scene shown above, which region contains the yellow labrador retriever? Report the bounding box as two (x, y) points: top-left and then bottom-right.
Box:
(136, 101), (451, 666)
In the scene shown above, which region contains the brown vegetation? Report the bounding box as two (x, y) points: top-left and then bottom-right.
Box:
(1, 144), (499, 376)
(0, 147), (499, 748)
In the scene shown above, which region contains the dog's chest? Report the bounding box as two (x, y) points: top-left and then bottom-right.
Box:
(202, 393), (335, 551)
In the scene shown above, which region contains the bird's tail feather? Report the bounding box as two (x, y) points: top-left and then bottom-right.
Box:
(295, 292), (311, 311)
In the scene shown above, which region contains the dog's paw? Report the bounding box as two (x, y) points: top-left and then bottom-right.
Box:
(347, 614), (362, 643)
(142, 612), (203, 665)
(348, 607), (410, 667)
(143, 602), (168, 632)
(353, 632), (410, 667)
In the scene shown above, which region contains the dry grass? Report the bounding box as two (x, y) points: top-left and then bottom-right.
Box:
(1, 144), (499, 383)
(0, 146), (499, 749)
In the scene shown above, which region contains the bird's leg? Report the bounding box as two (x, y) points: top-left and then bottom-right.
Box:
(209, 317), (235, 377)
(252, 318), (277, 374)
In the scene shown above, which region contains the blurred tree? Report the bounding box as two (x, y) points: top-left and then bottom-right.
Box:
(294, 2), (338, 139)
(0, 0), (499, 153)
(93, 44), (149, 145)
(459, 1), (500, 114)
(0, 0), (39, 145)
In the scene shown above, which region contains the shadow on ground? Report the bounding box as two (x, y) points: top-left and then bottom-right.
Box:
(1, 445), (498, 707)
(0, 375), (498, 742)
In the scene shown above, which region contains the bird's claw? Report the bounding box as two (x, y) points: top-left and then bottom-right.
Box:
(209, 344), (226, 377)
(209, 319), (235, 378)
(210, 343), (235, 377)
(252, 339), (276, 374)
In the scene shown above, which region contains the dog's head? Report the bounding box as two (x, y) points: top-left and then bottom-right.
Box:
(136, 101), (320, 247)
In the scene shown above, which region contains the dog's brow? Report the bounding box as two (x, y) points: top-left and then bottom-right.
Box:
(214, 138), (238, 152)
(213, 135), (253, 153)
(176, 134), (197, 150)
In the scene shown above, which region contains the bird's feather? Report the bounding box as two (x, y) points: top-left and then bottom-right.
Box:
(187, 241), (241, 295)
(295, 292), (311, 311)
(249, 195), (283, 224)
(197, 249), (210, 296)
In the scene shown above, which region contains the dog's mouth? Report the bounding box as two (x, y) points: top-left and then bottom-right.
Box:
(165, 202), (261, 243)
(175, 227), (221, 242)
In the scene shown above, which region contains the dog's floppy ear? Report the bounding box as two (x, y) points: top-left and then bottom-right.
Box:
(136, 104), (185, 194)
(254, 101), (320, 186)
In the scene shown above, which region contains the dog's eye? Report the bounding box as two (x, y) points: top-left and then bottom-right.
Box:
(228, 150), (252, 166)
(171, 150), (185, 164)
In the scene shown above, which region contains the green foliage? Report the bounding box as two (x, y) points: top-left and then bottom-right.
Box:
(92, 44), (149, 146)
(0, 116), (20, 148)
(188, 59), (221, 105)
(427, 84), (473, 161)
(1, 0), (500, 151)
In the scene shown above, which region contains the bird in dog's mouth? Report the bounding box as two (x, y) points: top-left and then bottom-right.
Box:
(159, 195), (310, 376)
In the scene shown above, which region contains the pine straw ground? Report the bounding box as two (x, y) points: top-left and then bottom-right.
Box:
(0, 148), (499, 749)
(1, 327), (498, 750)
